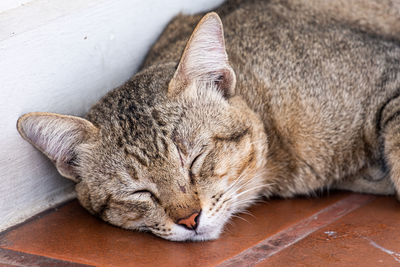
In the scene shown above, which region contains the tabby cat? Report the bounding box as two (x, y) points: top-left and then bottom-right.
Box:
(17, 0), (400, 241)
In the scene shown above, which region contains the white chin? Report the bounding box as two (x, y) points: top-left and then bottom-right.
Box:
(163, 225), (223, 242)
(190, 232), (220, 241)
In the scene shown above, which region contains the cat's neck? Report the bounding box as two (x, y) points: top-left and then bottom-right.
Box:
(233, 79), (301, 197)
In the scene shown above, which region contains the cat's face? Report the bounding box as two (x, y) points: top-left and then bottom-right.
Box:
(75, 70), (267, 241)
(74, 83), (267, 241)
(17, 13), (268, 241)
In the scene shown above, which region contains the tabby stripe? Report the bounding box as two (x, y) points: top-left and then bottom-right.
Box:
(236, 144), (256, 178)
(125, 147), (149, 167)
(126, 166), (139, 180)
(300, 157), (323, 181)
(152, 128), (159, 152)
(214, 128), (250, 143)
(151, 109), (167, 126)
(375, 89), (400, 134)
(382, 110), (400, 130)
(97, 195), (111, 218)
(161, 137), (169, 156)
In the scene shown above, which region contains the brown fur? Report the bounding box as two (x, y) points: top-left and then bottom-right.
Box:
(17, 0), (400, 241)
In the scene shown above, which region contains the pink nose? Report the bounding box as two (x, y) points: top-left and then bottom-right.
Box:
(177, 211), (200, 230)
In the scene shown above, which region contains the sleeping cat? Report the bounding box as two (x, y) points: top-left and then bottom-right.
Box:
(17, 0), (400, 241)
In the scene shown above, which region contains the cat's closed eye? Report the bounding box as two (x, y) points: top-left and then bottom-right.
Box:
(131, 190), (159, 203)
(189, 153), (203, 174)
(131, 189), (153, 196)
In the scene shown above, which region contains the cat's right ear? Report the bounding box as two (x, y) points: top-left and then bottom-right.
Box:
(17, 112), (99, 182)
(168, 12), (236, 98)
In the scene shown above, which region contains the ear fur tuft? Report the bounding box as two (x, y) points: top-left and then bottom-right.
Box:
(168, 12), (236, 98)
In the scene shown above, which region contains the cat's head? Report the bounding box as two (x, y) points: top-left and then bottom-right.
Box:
(17, 13), (268, 241)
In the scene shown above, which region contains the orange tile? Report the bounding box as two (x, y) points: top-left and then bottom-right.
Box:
(0, 247), (91, 267)
(0, 193), (348, 267)
(257, 196), (400, 267)
(217, 194), (375, 266)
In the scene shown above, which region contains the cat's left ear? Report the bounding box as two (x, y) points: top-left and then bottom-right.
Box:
(17, 112), (99, 182)
(168, 12), (236, 98)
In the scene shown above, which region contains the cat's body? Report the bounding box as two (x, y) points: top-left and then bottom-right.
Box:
(141, 0), (400, 198)
(17, 0), (400, 241)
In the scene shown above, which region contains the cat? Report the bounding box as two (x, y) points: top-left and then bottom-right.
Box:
(17, 0), (400, 241)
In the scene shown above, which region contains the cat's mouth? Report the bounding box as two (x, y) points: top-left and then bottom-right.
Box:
(161, 213), (226, 242)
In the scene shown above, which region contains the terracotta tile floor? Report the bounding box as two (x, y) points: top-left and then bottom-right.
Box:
(0, 192), (399, 266)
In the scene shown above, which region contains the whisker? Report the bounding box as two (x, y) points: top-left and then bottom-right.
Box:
(223, 170), (259, 198)
(231, 214), (251, 224)
(238, 210), (255, 218)
(235, 184), (267, 198)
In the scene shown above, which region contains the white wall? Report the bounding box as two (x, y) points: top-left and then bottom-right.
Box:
(0, 0), (224, 231)
(0, 0), (35, 13)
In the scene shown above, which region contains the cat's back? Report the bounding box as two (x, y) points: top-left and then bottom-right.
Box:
(143, 0), (400, 70)
(141, 0), (400, 133)
(220, 0), (400, 127)
(222, 0), (400, 86)
(143, 0), (400, 147)
(221, 0), (400, 180)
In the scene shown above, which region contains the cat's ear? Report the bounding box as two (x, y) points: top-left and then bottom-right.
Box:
(168, 12), (236, 98)
(17, 112), (98, 182)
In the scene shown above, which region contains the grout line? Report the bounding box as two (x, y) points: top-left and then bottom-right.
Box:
(363, 237), (400, 263)
(217, 194), (376, 267)
(0, 247), (94, 267)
